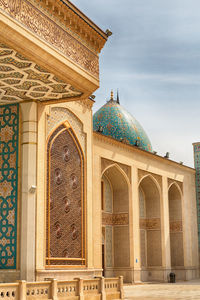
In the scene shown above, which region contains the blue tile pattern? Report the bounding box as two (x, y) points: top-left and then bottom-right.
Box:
(0, 103), (19, 269)
(193, 144), (200, 248)
(93, 100), (152, 152)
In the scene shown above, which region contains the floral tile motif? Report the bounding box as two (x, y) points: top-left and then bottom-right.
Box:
(93, 99), (152, 152)
(0, 104), (19, 269)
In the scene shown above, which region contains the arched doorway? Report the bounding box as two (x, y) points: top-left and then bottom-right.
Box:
(139, 175), (162, 281)
(168, 183), (184, 268)
(101, 165), (130, 282)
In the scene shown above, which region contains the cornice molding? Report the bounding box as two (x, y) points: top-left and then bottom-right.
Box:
(30, 0), (107, 54)
(0, 1), (102, 80)
(93, 132), (195, 172)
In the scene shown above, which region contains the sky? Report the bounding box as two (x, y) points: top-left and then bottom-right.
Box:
(72, 0), (200, 167)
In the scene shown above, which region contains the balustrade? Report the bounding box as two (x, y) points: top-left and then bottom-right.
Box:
(0, 283), (19, 300)
(83, 280), (100, 294)
(57, 280), (78, 298)
(0, 277), (123, 300)
(26, 282), (51, 299)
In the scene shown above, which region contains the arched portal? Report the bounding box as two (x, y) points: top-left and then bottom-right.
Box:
(46, 122), (85, 266)
(139, 175), (162, 280)
(168, 183), (184, 267)
(101, 165), (130, 282)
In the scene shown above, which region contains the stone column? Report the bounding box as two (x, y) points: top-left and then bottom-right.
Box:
(74, 278), (84, 300)
(131, 166), (141, 283)
(51, 279), (58, 300)
(17, 280), (26, 300)
(160, 176), (171, 281)
(20, 102), (37, 281)
(92, 153), (102, 271)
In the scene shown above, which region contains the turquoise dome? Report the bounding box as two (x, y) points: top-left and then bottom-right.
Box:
(93, 95), (152, 152)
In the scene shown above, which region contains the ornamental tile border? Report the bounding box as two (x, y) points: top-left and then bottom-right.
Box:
(193, 144), (200, 247)
(0, 103), (19, 269)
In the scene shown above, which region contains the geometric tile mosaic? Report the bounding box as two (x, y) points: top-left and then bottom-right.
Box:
(194, 144), (200, 247)
(93, 98), (152, 152)
(105, 226), (112, 267)
(0, 104), (19, 269)
(0, 43), (82, 104)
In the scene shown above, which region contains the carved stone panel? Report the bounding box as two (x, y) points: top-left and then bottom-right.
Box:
(139, 218), (161, 230)
(170, 221), (182, 232)
(46, 123), (85, 266)
(102, 212), (129, 226)
(0, 43), (82, 104)
(0, 0), (99, 78)
(46, 106), (86, 155)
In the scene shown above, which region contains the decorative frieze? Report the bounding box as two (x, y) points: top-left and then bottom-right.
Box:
(139, 218), (161, 230)
(170, 221), (182, 232)
(102, 212), (129, 226)
(0, 0), (100, 78)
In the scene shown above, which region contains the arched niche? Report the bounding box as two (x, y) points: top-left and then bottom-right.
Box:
(46, 122), (85, 266)
(168, 183), (184, 267)
(139, 175), (162, 269)
(101, 164), (130, 281)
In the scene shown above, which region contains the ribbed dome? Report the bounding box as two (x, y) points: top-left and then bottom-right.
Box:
(93, 94), (152, 152)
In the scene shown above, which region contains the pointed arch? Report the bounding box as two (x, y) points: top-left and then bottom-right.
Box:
(168, 181), (184, 267)
(138, 174), (161, 197)
(168, 181), (183, 197)
(139, 173), (162, 271)
(46, 121), (86, 267)
(101, 162), (130, 281)
(102, 163), (130, 187)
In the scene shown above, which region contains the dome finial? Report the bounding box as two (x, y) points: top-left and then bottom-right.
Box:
(110, 90), (114, 100)
(116, 89), (120, 104)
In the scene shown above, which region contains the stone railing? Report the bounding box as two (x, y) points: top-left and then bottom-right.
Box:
(0, 276), (123, 300)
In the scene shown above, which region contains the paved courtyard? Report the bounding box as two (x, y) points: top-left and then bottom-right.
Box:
(124, 279), (200, 299)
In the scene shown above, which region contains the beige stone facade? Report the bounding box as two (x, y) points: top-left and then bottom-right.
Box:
(93, 133), (199, 282)
(0, 0), (199, 285)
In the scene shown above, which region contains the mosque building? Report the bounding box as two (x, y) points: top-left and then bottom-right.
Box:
(0, 0), (199, 285)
